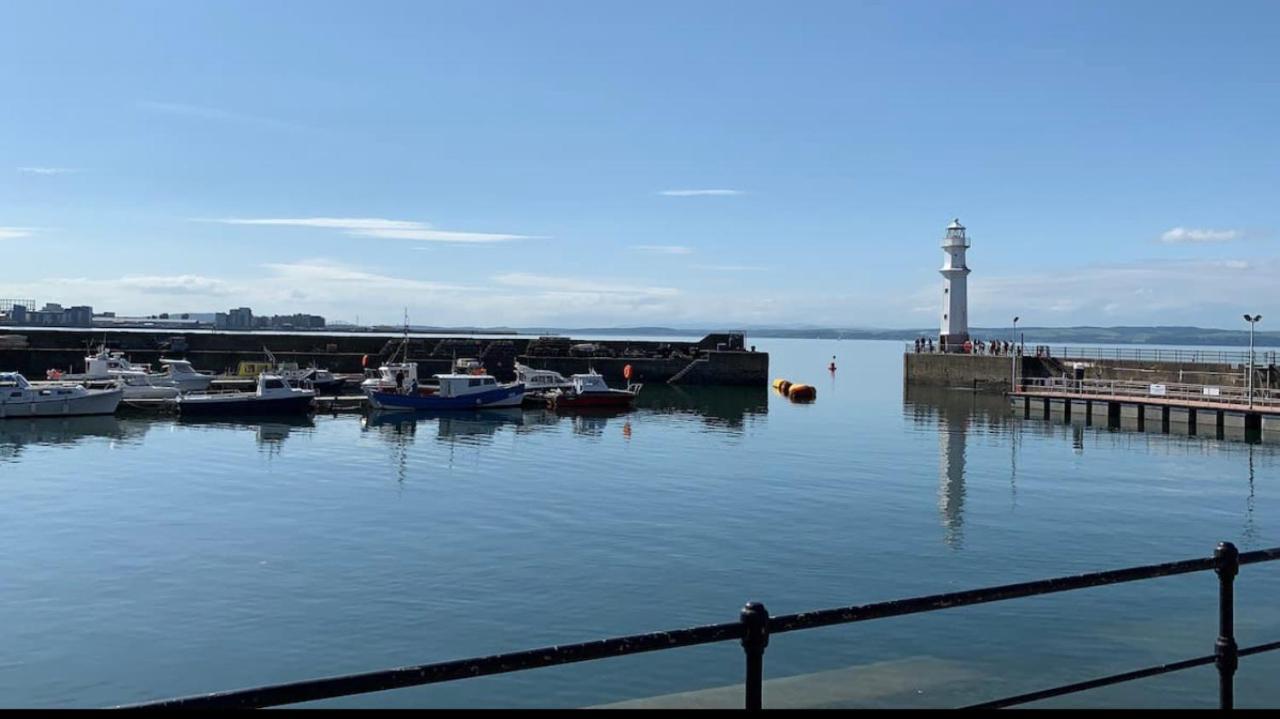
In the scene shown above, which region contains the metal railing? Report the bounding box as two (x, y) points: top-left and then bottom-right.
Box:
(118, 542), (1280, 710)
(1018, 377), (1280, 409)
(904, 343), (1280, 367)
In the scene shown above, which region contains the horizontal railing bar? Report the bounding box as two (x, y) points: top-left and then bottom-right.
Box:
(966, 638), (1280, 709)
(963, 654), (1217, 709)
(117, 621), (743, 709)
(117, 546), (1280, 710)
(768, 555), (1224, 634)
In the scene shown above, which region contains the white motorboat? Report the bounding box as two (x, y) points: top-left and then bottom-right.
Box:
(177, 373), (315, 416)
(514, 362), (573, 392)
(156, 358), (215, 393)
(0, 373), (123, 418)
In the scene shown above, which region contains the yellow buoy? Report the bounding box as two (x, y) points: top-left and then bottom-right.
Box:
(772, 378), (792, 395)
(788, 384), (816, 402)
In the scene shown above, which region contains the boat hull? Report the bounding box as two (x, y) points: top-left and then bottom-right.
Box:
(177, 394), (315, 416)
(0, 388), (123, 419)
(369, 384), (524, 410)
(551, 391), (637, 410)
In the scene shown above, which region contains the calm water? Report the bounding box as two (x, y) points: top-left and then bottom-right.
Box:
(2, 338), (1279, 708)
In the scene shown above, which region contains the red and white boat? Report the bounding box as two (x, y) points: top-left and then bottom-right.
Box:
(548, 373), (641, 410)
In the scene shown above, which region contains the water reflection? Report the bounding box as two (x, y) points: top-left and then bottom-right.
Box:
(903, 387), (1016, 549)
(176, 415), (316, 454)
(0, 415), (151, 462)
(634, 385), (768, 431)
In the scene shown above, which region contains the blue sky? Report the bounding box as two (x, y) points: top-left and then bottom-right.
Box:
(2, 0), (1277, 328)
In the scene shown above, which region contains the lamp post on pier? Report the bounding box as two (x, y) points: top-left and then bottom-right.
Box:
(1011, 316), (1020, 391)
(1244, 314), (1261, 409)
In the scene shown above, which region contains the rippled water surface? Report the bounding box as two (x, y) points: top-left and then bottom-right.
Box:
(2, 339), (1279, 707)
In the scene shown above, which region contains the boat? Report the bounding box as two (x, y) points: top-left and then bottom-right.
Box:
(514, 362), (573, 391)
(548, 372), (641, 410)
(60, 347), (213, 394)
(368, 373), (524, 410)
(156, 358), (215, 393)
(0, 373), (123, 418)
(360, 361), (420, 396)
(177, 373), (315, 416)
(97, 371), (181, 400)
(263, 347), (347, 394)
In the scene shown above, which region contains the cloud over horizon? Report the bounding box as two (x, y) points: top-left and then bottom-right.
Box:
(1160, 227), (1242, 244)
(210, 217), (542, 243)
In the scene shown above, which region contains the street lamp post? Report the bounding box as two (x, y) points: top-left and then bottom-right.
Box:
(1244, 314), (1262, 409)
(1012, 316), (1020, 391)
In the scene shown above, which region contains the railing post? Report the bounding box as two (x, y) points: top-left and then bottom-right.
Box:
(740, 601), (769, 710)
(1215, 542), (1239, 710)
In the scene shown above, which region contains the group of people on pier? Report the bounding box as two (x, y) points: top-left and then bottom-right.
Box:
(913, 337), (1023, 356)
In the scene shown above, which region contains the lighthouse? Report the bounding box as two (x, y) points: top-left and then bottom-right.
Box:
(939, 218), (970, 349)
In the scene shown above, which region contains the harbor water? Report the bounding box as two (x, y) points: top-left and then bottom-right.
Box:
(2, 338), (1279, 707)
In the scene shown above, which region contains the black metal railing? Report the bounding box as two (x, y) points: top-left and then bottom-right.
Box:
(118, 542), (1280, 710)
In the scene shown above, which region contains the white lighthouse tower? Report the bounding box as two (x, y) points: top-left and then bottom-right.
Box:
(939, 218), (970, 349)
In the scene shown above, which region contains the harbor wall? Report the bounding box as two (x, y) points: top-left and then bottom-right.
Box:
(905, 352), (1278, 394)
(902, 353), (1014, 392)
(0, 328), (769, 387)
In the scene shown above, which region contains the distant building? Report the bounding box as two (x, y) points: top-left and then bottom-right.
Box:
(214, 312), (228, 329)
(65, 306), (94, 327)
(228, 307), (254, 329)
(268, 313), (326, 329)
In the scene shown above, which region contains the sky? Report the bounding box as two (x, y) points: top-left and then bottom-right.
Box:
(1, 0), (1277, 329)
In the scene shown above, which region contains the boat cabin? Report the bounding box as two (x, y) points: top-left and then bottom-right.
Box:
(432, 373), (499, 398)
(570, 373), (611, 393)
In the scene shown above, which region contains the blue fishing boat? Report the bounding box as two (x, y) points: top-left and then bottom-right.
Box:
(368, 373), (524, 411)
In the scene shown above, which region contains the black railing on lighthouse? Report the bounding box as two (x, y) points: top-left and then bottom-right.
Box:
(118, 542), (1280, 710)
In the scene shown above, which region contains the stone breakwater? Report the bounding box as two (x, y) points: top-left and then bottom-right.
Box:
(0, 329), (769, 387)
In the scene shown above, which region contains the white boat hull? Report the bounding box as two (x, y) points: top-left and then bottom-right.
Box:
(0, 388), (123, 418)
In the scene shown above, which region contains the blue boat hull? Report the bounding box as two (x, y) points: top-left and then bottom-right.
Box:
(369, 384), (524, 410)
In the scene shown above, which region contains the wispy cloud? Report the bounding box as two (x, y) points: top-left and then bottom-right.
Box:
(631, 244), (693, 255)
(1160, 227), (1242, 244)
(658, 189), (743, 197)
(138, 101), (302, 131)
(493, 272), (679, 297)
(18, 167), (80, 175)
(262, 259), (476, 293)
(208, 217), (541, 243)
(693, 264), (766, 272)
(0, 227), (37, 240)
(116, 275), (232, 296)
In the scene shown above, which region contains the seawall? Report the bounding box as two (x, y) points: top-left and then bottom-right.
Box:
(0, 328), (769, 387)
(905, 351), (1279, 394)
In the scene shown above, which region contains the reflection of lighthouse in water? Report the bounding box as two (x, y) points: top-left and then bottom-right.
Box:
(938, 409), (967, 548)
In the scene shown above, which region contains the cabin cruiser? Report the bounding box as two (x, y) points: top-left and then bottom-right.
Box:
(368, 373), (524, 410)
(61, 348), (212, 393)
(156, 359), (215, 393)
(85, 371), (181, 400)
(0, 373), (123, 418)
(514, 362), (573, 392)
(177, 373), (315, 416)
(276, 362), (346, 394)
(360, 361), (419, 396)
(548, 372), (641, 410)
(262, 348), (346, 393)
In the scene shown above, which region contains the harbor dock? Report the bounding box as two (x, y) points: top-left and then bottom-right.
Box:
(0, 328), (768, 387)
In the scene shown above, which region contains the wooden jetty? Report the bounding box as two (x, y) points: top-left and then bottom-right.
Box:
(1010, 377), (1280, 434)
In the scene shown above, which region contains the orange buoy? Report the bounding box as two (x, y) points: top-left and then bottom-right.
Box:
(828, 356), (836, 372)
(788, 384), (816, 402)
(361, 354), (369, 368)
(624, 364), (633, 381)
